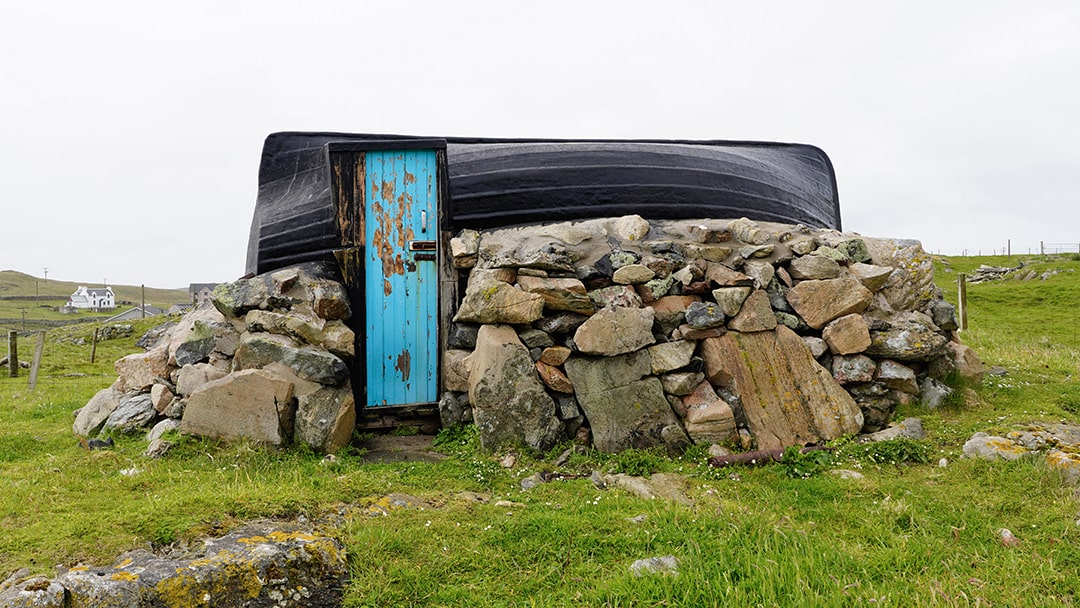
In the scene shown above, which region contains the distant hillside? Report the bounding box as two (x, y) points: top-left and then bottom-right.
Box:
(0, 270), (191, 322)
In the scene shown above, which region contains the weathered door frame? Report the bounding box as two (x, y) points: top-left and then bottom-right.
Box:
(326, 139), (454, 418)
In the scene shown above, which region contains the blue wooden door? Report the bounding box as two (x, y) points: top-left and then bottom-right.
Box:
(364, 149), (439, 407)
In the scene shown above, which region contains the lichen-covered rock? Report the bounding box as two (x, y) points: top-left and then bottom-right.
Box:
(727, 290), (777, 333)
(711, 286), (751, 317)
(612, 264), (656, 285)
(865, 319), (949, 362)
(564, 352), (683, 453)
(862, 237), (939, 312)
(789, 254), (841, 280)
(54, 521), (346, 608)
(467, 325), (562, 452)
(684, 301), (726, 330)
(831, 354), (876, 384)
(874, 359), (919, 394)
(588, 285), (643, 309)
(1045, 450), (1080, 484)
(294, 383), (355, 454)
(647, 340), (696, 375)
(454, 280), (546, 324)
(0, 570), (65, 607)
(234, 333), (349, 386)
(516, 276), (594, 315)
(962, 432), (1030, 461)
(211, 276), (270, 318)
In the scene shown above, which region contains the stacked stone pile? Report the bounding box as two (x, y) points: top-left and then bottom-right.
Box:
(445, 215), (985, 453)
(73, 262), (357, 454)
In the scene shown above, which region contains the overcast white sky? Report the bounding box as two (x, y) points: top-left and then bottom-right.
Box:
(2, 1), (1077, 288)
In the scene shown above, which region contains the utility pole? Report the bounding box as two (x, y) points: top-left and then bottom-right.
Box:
(43, 267), (48, 283)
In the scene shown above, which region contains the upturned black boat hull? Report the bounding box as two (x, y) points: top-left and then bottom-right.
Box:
(246, 133), (841, 276)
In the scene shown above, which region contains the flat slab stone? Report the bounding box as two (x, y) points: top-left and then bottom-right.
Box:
(700, 326), (863, 450)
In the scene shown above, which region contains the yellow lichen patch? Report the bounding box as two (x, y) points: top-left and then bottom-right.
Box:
(111, 571), (139, 582)
(114, 557), (134, 569)
(236, 535), (269, 545)
(987, 439), (1030, 455)
(268, 530), (316, 543)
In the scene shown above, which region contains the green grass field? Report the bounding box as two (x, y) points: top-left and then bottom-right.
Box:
(1, 255), (1078, 607)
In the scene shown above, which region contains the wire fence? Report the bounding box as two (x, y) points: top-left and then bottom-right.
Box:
(950, 242), (1080, 257)
(1040, 242), (1080, 255)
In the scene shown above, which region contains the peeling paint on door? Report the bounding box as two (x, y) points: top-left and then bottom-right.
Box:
(364, 149), (438, 407)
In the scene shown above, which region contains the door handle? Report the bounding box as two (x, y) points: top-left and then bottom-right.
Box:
(409, 240), (437, 251)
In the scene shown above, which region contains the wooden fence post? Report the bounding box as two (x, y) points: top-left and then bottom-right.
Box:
(7, 330), (17, 377)
(28, 331), (45, 390)
(958, 273), (968, 331)
(90, 327), (98, 364)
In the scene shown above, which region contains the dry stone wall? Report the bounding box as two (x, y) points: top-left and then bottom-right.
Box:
(73, 262), (357, 455)
(445, 215), (984, 453)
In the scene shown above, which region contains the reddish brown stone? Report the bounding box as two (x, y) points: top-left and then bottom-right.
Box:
(536, 361), (574, 393)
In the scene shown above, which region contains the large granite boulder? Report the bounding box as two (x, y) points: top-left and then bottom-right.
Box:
(180, 369), (295, 446)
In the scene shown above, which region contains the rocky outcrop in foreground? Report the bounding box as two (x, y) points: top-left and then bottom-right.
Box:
(445, 215), (985, 453)
(0, 522), (346, 608)
(73, 262), (356, 455)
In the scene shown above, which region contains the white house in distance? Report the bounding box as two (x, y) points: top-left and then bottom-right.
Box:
(66, 286), (116, 312)
(189, 283), (219, 306)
